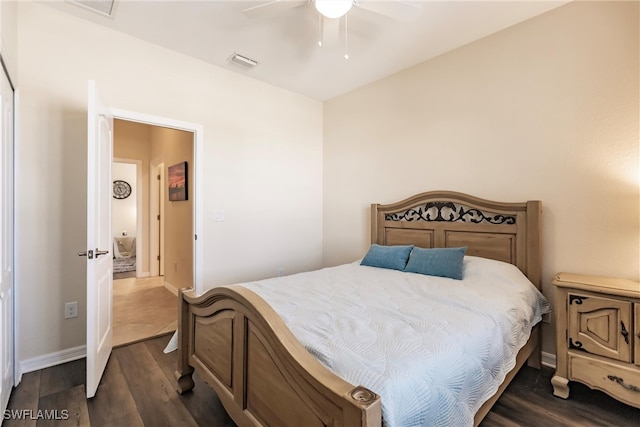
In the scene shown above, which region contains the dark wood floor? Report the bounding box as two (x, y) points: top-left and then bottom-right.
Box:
(5, 334), (640, 427)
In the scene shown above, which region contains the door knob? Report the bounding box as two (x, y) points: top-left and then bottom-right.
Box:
(95, 249), (110, 258)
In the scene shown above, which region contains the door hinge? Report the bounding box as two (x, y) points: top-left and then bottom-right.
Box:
(157, 214), (160, 220)
(157, 255), (160, 261)
(157, 174), (161, 180)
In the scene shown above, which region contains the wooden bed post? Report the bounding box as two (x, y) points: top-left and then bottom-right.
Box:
(370, 203), (379, 244)
(174, 288), (195, 394)
(525, 200), (542, 289)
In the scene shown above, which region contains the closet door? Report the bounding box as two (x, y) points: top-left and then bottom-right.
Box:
(0, 62), (14, 413)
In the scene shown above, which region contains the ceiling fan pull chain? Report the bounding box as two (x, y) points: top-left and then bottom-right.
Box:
(344, 13), (349, 59)
(318, 14), (323, 47)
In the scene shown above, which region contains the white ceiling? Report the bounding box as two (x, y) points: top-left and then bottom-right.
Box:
(44, 0), (569, 101)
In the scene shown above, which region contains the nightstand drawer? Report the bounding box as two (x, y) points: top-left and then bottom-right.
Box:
(569, 353), (640, 408)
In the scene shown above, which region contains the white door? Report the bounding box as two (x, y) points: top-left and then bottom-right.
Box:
(0, 63), (14, 413)
(85, 80), (113, 398)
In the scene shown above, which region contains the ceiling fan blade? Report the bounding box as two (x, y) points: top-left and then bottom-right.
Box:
(355, 0), (421, 21)
(243, 0), (308, 19)
(320, 16), (340, 47)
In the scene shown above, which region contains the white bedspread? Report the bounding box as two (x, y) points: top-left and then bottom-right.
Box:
(241, 256), (550, 427)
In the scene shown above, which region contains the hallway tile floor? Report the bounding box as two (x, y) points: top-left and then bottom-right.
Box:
(113, 276), (177, 347)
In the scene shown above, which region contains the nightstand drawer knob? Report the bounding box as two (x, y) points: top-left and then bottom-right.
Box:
(607, 375), (640, 393)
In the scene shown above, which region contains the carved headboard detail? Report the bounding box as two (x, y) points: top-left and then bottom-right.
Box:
(371, 191), (541, 289)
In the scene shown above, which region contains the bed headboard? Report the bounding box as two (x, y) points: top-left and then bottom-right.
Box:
(371, 191), (542, 289)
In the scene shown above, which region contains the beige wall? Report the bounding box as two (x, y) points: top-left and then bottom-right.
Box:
(16, 2), (323, 365)
(149, 126), (194, 290)
(323, 1), (639, 356)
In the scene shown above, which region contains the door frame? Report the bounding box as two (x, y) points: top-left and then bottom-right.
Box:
(149, 158), (165, 278)
(111, 109), (204, 293)
(11, 87), (17, 385)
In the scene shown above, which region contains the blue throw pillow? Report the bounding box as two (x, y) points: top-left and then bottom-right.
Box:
(404, 247), (467, 280)
(361, 244), (414, 271)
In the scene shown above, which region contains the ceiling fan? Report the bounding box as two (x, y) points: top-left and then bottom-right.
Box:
(243, 0), (421, 51)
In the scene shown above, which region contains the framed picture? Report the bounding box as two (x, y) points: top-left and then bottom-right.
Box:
(168, 161), (188, 201)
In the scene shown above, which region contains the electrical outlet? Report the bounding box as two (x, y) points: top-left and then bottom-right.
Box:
(65, 301), (78, 319)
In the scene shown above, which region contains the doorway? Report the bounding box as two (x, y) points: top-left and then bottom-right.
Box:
(85, 84), (205, 395)
(111, 109), (204, 292)
(111, 117), (198, 346)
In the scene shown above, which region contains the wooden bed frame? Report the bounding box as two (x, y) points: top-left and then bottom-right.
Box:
(175, 191), (542, 427)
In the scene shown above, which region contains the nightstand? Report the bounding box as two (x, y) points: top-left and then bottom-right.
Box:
(551, 273), (640, 408)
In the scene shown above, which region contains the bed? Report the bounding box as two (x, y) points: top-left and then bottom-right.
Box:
(174, 191), (547, 426)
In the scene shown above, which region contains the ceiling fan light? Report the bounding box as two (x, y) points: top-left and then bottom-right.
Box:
(315, 0), (353, 19)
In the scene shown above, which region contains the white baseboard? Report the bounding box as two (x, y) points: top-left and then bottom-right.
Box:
(541, 351), (556, 369)
(163, 280), (179, 296)
(20, 345), (86, 375)
(137, 271), (150, 278)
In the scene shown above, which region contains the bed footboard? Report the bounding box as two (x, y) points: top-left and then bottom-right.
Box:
(174, 286), (382, 427)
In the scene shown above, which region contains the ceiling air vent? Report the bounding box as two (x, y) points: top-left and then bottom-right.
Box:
(68, 0), (116, 17)
(228, 53), (259, 70)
